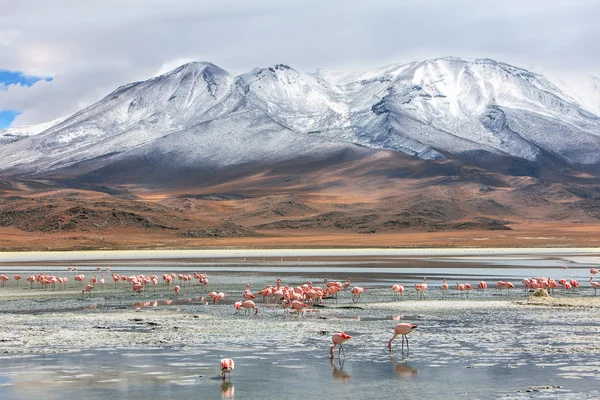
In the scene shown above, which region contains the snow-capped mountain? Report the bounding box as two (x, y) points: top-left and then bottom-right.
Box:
(0, 116), (65, 145)
(1, 57), (599, 178)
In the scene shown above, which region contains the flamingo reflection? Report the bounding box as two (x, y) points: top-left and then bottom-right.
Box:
(330, 358), (351, 381)
(220, 381), (234, 399)
(389, 355), (418, 378)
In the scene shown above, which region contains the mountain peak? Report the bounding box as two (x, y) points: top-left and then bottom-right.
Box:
(167, 61), (226, 76)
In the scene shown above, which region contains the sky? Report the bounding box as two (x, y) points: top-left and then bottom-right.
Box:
(1, 0), (599, 128)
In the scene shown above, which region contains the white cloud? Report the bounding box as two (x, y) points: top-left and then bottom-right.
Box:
(1, 0), (598, 125)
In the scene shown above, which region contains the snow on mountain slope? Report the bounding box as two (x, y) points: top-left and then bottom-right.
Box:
(0, 62), (235, 172)
(332, 57), (600, 163)
(1, 57), (599, 177)
(239, 64), (348, 134)
(552, 74), (600, 116)
(0, 117), (65, 144)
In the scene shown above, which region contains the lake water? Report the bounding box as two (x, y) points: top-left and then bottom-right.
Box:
(1, 249), (599, 399)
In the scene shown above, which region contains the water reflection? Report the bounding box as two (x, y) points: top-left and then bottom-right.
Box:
(330, 358), (351, 381)
(220, 381), (234, 399)
(389, 356), (418, 379)
(131, 297), (207, 309)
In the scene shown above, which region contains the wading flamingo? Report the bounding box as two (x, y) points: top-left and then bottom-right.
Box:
(591, 268), (598, 275)
(442, 279), (449, 298)
(220, 358), (234, 380)
(388, 323), (417, 352)
(391, 284), (404, 300)
(233, 301), (243, 313)
(330, 332), (352, 359)
(241, 300), (259, 315)
(213, 292), (226, 304)
(590, 277), (600, 295)
(351, 286), (366, 303)
(415, 278), (428, 299)
(82, 284), (94, 298)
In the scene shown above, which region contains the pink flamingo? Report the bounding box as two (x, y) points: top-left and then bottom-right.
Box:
(213, 292), (226, 304)
(388, 323), (418, 352)
(591, 268), (598, 275)
(330, 332), (352, 359)
(464, 283), (472, 296)
(174, 285), (180, 295)
(14, 275), (21, 286)
(241, 300), (259, 315)
(242, 289), (255, 301)
(441, 279), (449, 298)
(477, 281), (487, 290)
(82, 284), (94, 298)
(351, 286), (366, 303)
(343, 277), (351, 291)
(233, 301), (243, 312)
(220, 358), (234, 380)
(392, 284), (404, 300)
(415, 278), (427, 299)
(291, 300), (308, 316)
(590, 277), (600, 295)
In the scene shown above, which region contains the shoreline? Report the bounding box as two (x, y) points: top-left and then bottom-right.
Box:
(3, 247), (600, 263)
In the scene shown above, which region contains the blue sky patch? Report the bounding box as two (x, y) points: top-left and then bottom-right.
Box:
(0, 70), (53, 89)
(0, 110), (22, 129)
(0, 70), (53, 128)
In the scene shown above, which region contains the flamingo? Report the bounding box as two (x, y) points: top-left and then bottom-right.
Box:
(477, 281), (487, 290)
(241, 300), (259, 315)
(464, 283), (472, 296)
(213, 292), (226, 304)
(330, 332), (352, 359)
(456, 282), (465, 296)
(233, 301), (243, 313)
(591, 268), (598, 275)
(220, 358), (234, 380)
(14, 275), (21, 286)
(342, 277), (351, 290)
(82, 284), (94, 298)
(174, 285), (180, 295)
(391, 284), (404, 300)
(415, 278), (428, 299)
(242, 289), (255, 301)
(291, 300), (308, 316)
(590, 277), (600, 295)
(388, 323), (418, 352)
(441, 279), (449, 298)
(351, 286), (366, 303)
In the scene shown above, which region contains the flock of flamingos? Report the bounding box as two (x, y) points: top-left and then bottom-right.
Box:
(1, 265), (599, 382)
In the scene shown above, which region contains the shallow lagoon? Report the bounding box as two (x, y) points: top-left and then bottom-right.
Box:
(1, 249), (600, 399)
